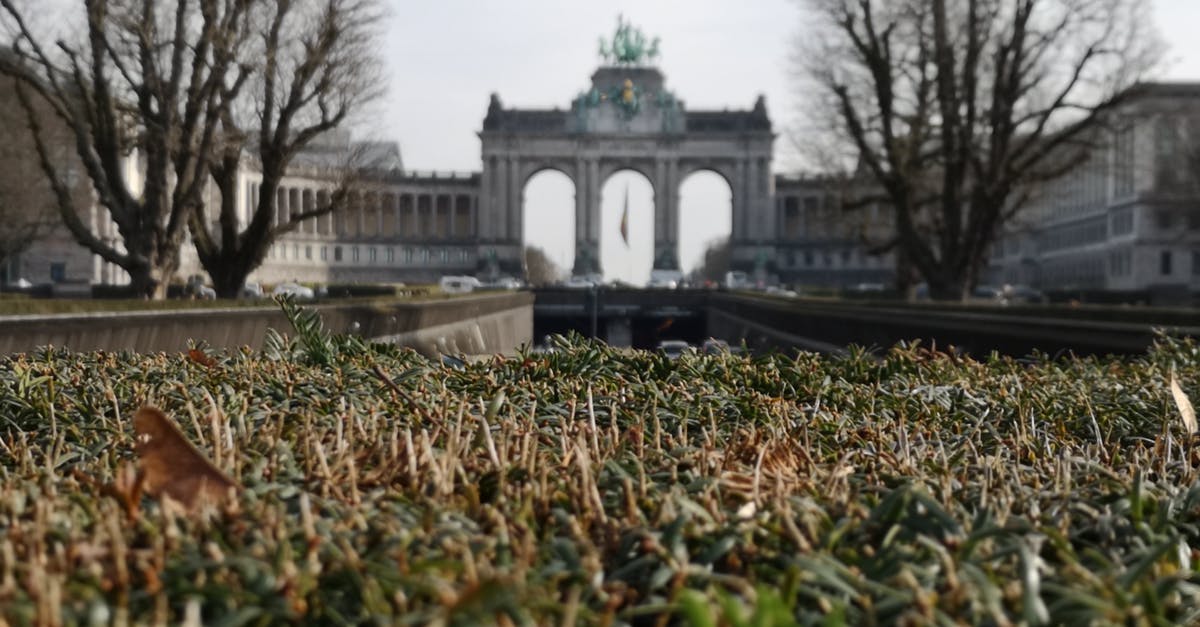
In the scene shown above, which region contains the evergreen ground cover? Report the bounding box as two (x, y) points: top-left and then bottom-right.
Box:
(2, 305), (1200, 625)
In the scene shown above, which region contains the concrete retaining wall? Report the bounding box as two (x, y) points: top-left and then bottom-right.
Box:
(708, 292), (1200, 357)
(0, 292), (534, 356)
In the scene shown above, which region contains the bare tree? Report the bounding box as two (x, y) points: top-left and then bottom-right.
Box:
(192, 0), (385, 298)
(0, 1), (243, 298)
(523, 246), (562, 286)
(0, 73), (66, 282)
(694, 237), (731, 284)
(802, 0), (1160, 300)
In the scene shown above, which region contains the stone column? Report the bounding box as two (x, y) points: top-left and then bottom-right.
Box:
(377, 194), (387, 237)
(394, 193), (402, 238)
(587, 160), (601, 243)
(478, 159), (493, 241)
(275, 188), (285, 227)
(747, 158), (759, 242)
(471, 194), (479, 239)
(492, 159), (508, 241)
(667, 160), (680, 268)
(760, 158), (773, 243)
(574, 158), (588, 244)
(572, 158), (602, 276)
(732, 159), (747, 243)
(653, 158), (679, 270)
(508, 157), (520, 243)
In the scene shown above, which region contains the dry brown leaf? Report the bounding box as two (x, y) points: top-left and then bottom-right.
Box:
(1170, 371), (1198, 435)
(133, 406), (239, 512)
(187, 348), (218, 369)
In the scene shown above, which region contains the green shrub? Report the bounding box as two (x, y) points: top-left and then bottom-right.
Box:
(2, 317), (1200, 624)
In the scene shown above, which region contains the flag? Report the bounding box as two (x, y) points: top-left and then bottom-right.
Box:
(619, 184), (630, 246)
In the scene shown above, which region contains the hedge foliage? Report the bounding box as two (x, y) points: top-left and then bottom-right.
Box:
(3, 306), (1200, 625)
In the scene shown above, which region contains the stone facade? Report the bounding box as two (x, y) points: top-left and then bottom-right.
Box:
(772, 175), (896, 288)
(19, 59), (791, 290)
(477, 65), (775, 278)
(987, 82), (1200, 301)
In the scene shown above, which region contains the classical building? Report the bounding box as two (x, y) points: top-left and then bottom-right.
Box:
(17, 19), (812, 289)
(772, 175), (896, 288)
(987, 82), (1200, 301)
(15, 18), (1200, 299)
(477, 64), (774, 278)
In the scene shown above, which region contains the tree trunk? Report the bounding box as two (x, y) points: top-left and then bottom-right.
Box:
(210, 257), (256, 299)
(922, 259), (974, 301)
(127, 264), (172, 300)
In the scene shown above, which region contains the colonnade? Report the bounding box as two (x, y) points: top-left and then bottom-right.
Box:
(244, 180), (479, 241)
(477, 154), (772, 274)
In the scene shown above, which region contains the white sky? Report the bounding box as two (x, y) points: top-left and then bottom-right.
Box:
(375, 0), (1200, 283)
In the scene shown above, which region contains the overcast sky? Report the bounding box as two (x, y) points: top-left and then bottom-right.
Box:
(375, 0), (1200, 283)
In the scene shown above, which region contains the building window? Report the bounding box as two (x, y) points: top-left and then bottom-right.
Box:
(320, 246), (328, 261)
(1111, 208), (1133, 236)
(386, 247), (395, 263)
(49, 262), (65, 283)
(1114, 124), (1135, 197)
(352, 246), (360, 263)
(1155, 117), (1184, 190)
(334, 246), (343, 262)
(1161, 250), (1173, 276)
(305, 245), (312, 261)
(404, 247), (413, 263)
(439, 249), (448, 263)
(293, 244), (299, 260)
(804, 251), (814, 267)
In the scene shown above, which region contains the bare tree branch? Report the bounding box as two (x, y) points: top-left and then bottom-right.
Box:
(800, 0), (1160, 300)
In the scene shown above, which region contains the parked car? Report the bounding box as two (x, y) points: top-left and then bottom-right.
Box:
(657, 340), (691, 360)
(701, 338), (730, 355)
(847, 282), (886, 294)
(765, 285), (799, 298)
(183, 274), (216, 300)
(490, 276), (523, 290)
(724, 271), (750, 289)
(971, 284), (1004, 303)
(439, 275), (482, 294)
(563, 275), (597, 289)
(1002, 284), (1047, 305)
(241, 282), (264, 298)
(272, 282), (315, 299)
(647, 269), (684, 289)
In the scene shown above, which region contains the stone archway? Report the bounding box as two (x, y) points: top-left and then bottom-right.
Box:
(599, 169), (655, 284)
(521, 168), (576, 283)
(677, 169), (733, 277)
(477, 61), (774, 277)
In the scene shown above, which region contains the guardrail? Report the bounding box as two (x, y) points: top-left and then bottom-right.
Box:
(709, 293), (1200, 356)
(0, 292), (533, 356)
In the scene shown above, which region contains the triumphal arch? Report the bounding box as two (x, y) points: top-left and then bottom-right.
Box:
(476, 18), (776, 277)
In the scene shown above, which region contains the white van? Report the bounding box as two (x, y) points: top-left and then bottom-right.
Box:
(647, 269), (684, 289)
(724, 271), (750, 289)
(439, 275), (482, 294)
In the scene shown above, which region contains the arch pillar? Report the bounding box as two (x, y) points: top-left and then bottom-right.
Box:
(732, 159), (747, 243)
(653, 158), (680, 270)
(507, 157), (520, 242)
(572, 158), (601, 276)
